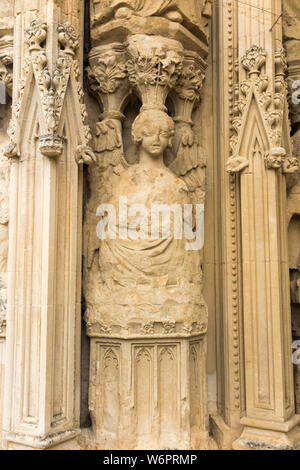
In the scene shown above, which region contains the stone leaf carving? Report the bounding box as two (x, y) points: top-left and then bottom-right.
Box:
(229, 46), (290, 171)
(26, 22), (77, 136)
(87, 53), (127, 95)
(241, 45), (266, 76)
(8, 19), (92, 160)
(127, 34), (183, 107)
(162, 321), (176, 334)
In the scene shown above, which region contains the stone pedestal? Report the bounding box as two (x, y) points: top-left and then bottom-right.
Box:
(89, 334), (207, 450)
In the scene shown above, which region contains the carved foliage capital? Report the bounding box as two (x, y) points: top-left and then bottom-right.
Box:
(127, 47), (183, 90)
(174, 60), (205, 103)
(88, 51), (127, 95)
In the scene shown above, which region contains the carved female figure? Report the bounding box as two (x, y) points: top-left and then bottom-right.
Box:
(95, 0), (211, 32)
(86, 109), (206, 332)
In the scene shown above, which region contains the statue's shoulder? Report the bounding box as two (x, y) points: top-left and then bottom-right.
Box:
(165, 166), (189, 190)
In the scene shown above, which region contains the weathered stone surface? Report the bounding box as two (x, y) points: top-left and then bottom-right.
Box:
(0, 0), (300, 452)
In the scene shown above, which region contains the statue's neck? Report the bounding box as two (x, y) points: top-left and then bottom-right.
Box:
(138, 148), (165, 170)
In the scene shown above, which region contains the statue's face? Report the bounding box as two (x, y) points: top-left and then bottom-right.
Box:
(267, 155), (282, 168)
(272, 157), (282, 168)
(140, 121), (171, 158)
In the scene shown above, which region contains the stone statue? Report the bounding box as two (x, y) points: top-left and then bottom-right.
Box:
(84, 33), (208, 449)
(94, 0), (211, 32)
(85, 109), (205, 331)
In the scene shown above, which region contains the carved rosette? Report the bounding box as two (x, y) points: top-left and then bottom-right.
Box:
(227, 45), (293, 173)
(85, 317), (207, 339)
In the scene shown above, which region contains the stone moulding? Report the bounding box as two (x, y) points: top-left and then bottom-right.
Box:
(5, 429), (81, 450)
(91, 15), (209, 58)
(85, 320), (208, 339)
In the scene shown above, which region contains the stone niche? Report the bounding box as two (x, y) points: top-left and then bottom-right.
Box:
(83, 0), (211, 450)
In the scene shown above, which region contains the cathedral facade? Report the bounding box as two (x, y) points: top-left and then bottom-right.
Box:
(0, 0), (300, 450)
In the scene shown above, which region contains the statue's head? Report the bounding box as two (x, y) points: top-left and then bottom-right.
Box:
(132, 109), (175, 158)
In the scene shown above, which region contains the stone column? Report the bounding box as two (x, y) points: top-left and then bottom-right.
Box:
(226, 0), (300, 449)
(209, 0), (246, 449)
(0, 0), (13, 450)
(2, 0), (94, 450)
(283, 0), (300, 418)
(85, 2), (212, 450)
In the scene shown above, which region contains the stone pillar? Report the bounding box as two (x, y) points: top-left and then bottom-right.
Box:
(226, 0), (300, 449)
(2, 0), (94, 450)
(0, 0), (13, 450)
(283, 0), (300, 418)
(209, 0), (245, 449)
(84, 1), (212, 450)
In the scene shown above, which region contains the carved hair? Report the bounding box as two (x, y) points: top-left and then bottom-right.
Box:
(132, 109), (175, 146)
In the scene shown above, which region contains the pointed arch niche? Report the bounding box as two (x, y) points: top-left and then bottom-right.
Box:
(234, 94), (297, 441)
